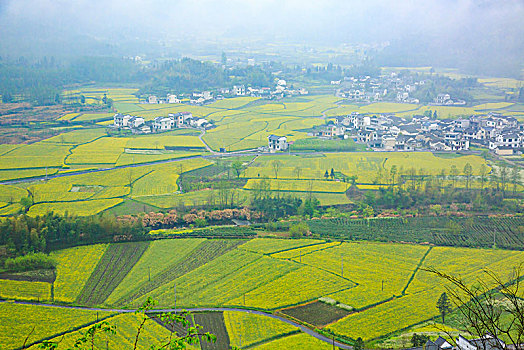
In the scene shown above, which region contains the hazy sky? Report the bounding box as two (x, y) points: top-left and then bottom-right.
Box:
(1, 0), (523, 74)
(3, 0), (523, 42)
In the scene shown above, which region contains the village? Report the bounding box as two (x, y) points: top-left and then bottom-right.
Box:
(310, 111), (522, 154)
(112, 111), (213, 134)
(141, 79), (309, 106)
(112, 104), (523, 156)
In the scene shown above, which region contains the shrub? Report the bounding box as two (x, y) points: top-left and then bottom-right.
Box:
(4, 252), (57, 272)
(289, 222), (310, 238)
(318, 296), (337, 305)
(336, 303), (354, 311)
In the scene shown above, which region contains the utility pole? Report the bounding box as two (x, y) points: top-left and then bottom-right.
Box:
(243, 293), (246, 306)
(148, 266), (151, 282)
(174, 282), (177, 314)
(341, 253), (344, 277)
(382, 280), (384, 291)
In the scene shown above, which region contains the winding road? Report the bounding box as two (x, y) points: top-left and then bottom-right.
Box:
(2, 300), (352, 349)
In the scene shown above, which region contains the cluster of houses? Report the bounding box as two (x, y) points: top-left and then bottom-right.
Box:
(266, 112), (522, 155)
(112, 112), (213, 134)
(406, 334), (508, 350)
(305, 111), (520, 154)
(334, 73), (465, 105)
(143, 80), (308, 106)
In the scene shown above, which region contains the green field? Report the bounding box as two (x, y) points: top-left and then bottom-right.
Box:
(0, 93), (509, 217)
(0, 303), (115, 349)
(51, 244), (108, 303)
(2, 237), (524, 348)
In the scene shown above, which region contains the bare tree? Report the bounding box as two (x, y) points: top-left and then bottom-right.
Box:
(511, 165), (521, 195)
(479, 164), (488, 190)
(500, 165), (509, 196)
(294, 166), (302, 180)
(390, 165), (398, 186)
(463, 162), (473, 190)
(450, 165), (459, 189)
(271, 160), (282, 179)
(425, 265), (524, 350)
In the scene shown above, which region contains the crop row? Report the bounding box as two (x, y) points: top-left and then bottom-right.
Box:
(117, 239), (244, 306)
(75, 241), (149, 305)
(308, 216), (524, 250)
(51, 244), (108, 303)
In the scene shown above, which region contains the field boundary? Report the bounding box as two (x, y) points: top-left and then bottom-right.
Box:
(243, 329), (301, 349)
(401, 246), (433, 295)
(2, 301), (352, 349)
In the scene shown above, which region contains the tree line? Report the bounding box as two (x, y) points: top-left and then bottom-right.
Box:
(0, 212), (144, 258)
(366, 162), (522, 211)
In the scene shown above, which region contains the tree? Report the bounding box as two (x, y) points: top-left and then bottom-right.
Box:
(411, 333), (430, 347)
(324, 170), (329, 180)
(289, 222), (310, 238)
(330, 168), (335, 180)
(433, 110), (438, 119)
(511, 165), (520, 195)
(354, 337), (365, 350)
(127, 168), (134, 189)
(80, 94), (86, 104)
(499, 164), (508, 196)
(293, 166), (302, 180)
(425, 265), (524, 350)
(436, 292), (452, 322)
(271, 160), (282, 179)
(450, 165), (459, 189)
(20, 196), (33, 212)
(479, 164), (488, 190)
(463, 163), (473, 190)
(231, 160), (243, 178)
(390, 165), (398, 186)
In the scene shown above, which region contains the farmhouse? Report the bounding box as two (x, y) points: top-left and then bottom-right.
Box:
(148, 95), (158, 104)
(167, 94), (181, 103)
(152, 116), (175, 132)
(233, 85), (246, 96)
(456, 334), (506, 350)
(267, 135), (289, 152)
(113, 113), (131, 128)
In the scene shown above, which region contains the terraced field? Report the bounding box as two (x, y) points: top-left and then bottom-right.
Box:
(0, 93), (509, 218)
(3, 237), (524, 348)
(76, 241), (150, 305)
(0, 303), (115, 349)
(51, 244), (108, 303)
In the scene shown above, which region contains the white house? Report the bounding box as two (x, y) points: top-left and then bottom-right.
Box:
(456, 334), (505, 350)
(148, 95), (158, 104)
(113, 113), (131, 128)
(167, 94), (180, 104)
(268, 135), (289, 152)
(435, 93), (451, 105)
(128, 116), (145, 128)
(489, 132), (521, 150)
(233, 85), (246, 96)
(152, 116), (175, 131)
(172, 112), (193, 127)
